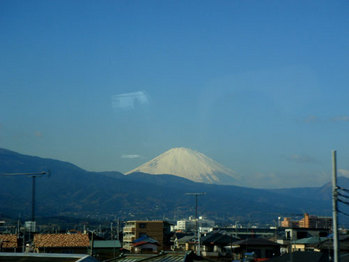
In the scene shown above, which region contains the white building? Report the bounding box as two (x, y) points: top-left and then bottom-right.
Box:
(174, 216), (215, 232)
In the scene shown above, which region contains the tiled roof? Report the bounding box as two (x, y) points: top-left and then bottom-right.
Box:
(233, 238), (280, 247)
(177, 235), (196, 244)
(34, 233), (90, 248)
(0, 234), (18, 248)
(201, 232), (239, 245)
(293, 236), (328, 245)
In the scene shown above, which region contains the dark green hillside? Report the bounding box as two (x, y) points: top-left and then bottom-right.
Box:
(0, 148), (332, 224)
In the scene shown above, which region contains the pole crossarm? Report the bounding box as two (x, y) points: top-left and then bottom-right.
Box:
(0, 171), (49, 177)
(0, 170), (50, 236)
(185, 192), (206, 196)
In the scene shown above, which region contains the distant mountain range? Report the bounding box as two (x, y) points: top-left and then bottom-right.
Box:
(0, 148), (347, 225)
(126, 147), (239, 185)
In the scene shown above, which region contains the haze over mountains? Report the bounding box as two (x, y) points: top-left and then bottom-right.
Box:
(126, 147), (239, 185)
(0, 147), (347, 225)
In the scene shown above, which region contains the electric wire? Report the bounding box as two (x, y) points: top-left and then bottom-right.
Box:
(338, 192), (349, 199)
(338, 210), (349, 217)
(338, 186), (349, 193)
(338, 198), (349, 206)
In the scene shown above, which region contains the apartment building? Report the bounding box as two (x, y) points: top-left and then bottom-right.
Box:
(123, 221), (171, 252)
(281, 213), (332, 229)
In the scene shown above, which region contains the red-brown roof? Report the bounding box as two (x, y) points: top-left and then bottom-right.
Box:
(34, 233), (90, 248)
(0, 234), (18, 249)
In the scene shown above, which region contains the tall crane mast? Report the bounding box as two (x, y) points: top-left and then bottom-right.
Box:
(186, 192), (206, 255)
(0, 171), (49, 230)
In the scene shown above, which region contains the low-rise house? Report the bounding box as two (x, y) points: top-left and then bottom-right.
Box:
(171, 232), (191, 250)
(291, 236), (328, 252)
(0, 234), (19, 252)
(33, 233), (90, 254)
(284, 227), (330, 241)
(91, 240), (122, 260)
(317, 235), (349, 254)
(231, 238), (280, 261)
(176, 235), (196, 252)
(132, 235), (160, 254)
(201, 231), (239, 257)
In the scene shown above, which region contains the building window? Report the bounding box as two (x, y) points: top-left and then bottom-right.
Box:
(139, 223), (146, 228)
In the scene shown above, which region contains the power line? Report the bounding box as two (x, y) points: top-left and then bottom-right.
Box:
(338, 186), (349, 193)
(338, 192), (349, 199)
(338, 210), (349, 217)
(338, 198), (349, 206)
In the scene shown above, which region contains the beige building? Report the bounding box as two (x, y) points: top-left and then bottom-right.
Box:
(123, 221), (171, 252)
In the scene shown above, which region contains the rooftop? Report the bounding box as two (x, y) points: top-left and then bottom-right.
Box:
(0, 234), (18, 249)
(34, 233), (90, 248)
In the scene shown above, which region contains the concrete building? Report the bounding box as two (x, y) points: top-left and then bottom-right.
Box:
(281, 213), (332, 229)
(123, 221), (171, 252)
(174, 217), (215, 232)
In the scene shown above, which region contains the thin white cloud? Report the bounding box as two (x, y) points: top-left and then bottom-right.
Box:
(121, 154), (141, 159)
(339, 169), (349, 177)
(304, 115), (319, 123)
(286, 154), (317, 163)
(112, 91), (149, 110)
(332, 116), (349, 122)
(34, 131), (43, 137)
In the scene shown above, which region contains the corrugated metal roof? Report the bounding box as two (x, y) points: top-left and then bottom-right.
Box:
(92, 240), (121, 248)
(0, 252), (98, 262)
(115, 253), (186, 262)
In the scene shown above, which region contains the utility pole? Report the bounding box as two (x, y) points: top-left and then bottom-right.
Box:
(332, 150), (340, 262)
(186, 192), (206, 256)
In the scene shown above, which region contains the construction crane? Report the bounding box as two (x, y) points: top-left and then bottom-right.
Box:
(0, 171), (50, 228)
(186, 192), (206, 255)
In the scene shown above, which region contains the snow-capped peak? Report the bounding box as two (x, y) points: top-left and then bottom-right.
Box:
(126, 147), (239, 185)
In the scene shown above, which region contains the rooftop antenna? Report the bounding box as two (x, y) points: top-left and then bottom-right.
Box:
(186, 192), (206, 255)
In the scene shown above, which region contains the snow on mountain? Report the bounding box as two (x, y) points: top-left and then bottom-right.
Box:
(126, 147), (240, 185)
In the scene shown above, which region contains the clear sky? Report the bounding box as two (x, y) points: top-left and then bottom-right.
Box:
(1, 0), (348, 188)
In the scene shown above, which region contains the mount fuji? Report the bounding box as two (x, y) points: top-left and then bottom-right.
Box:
(126, 147), (240, 185)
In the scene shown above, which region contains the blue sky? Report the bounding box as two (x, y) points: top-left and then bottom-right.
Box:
(1, 0), (348, 188)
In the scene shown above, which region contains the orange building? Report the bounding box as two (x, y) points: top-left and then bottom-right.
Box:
(281, 213), (332, 229)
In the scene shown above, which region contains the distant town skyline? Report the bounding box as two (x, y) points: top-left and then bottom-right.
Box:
(1, 1), (348, 188)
